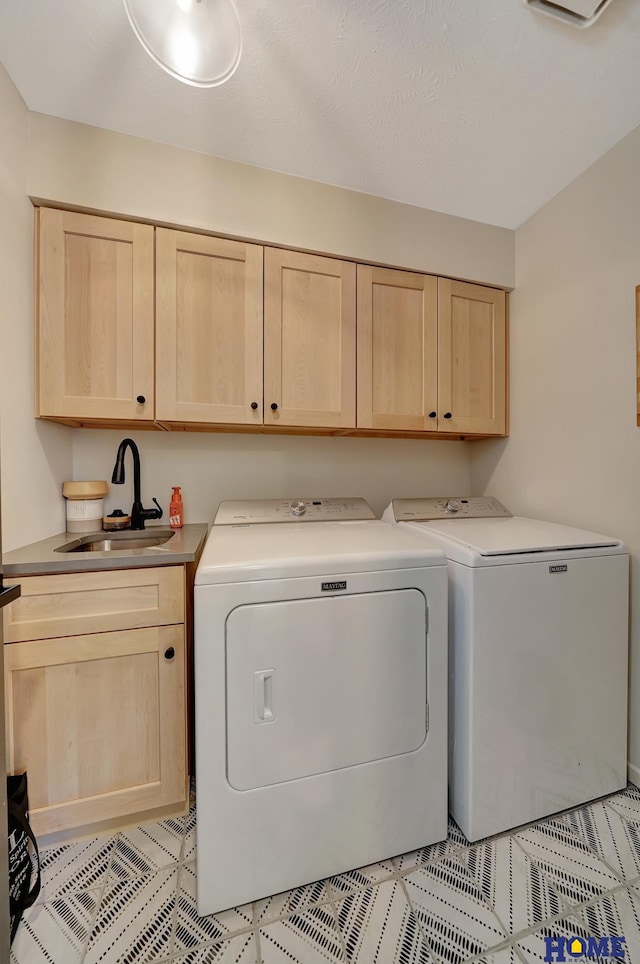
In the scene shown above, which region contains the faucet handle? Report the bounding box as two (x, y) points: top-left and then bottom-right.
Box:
(151, 498), (163, 519)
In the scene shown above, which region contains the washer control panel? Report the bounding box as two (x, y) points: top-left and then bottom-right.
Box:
(390, 496), (511, 521)
(214, 498), (376, 525)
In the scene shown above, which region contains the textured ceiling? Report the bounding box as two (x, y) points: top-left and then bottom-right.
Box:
(1, 0), (640, 228)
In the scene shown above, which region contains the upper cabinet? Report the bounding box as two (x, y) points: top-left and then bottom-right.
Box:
(357, 266), (438, 432)
(437, 279), (506, 436)
(155, 229), (263, 426)
(35, 207), (508, 439)
(357, 267), (506, 436)
(37, 208), (154, 422)
(264, 248), (356, 429)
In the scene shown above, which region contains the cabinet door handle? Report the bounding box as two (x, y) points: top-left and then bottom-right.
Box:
(270, 403), (278, 411)
(136, 395), (146, 404)
(251, 402), (258, 410)
(428, 411), (437, 418)
(164, 647), (175, 661)
(443, 412), (452, 419)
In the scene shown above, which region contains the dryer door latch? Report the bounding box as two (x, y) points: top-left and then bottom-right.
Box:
(254, 669), (276, 723)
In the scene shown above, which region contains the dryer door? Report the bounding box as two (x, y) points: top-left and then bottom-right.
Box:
(226, 589), (427, 790)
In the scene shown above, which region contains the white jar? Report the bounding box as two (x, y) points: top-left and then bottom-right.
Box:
(62, 481), (108, 533)
(65, 498), (104, 533)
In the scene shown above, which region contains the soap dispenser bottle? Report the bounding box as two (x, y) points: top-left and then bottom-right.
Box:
(169, 487), (183, 529)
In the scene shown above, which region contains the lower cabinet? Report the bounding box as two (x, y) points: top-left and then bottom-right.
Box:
(3, 566), (188, 838)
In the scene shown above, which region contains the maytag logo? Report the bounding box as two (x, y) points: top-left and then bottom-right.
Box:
(321, 581), (347, 592)
(549, 564), (568, 574)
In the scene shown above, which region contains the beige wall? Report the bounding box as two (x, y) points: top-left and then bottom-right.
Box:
(73, 429), (470, 526)
(472, 123), (640, 781)
(0, 66), (71, 552)
(23, 112), (520, 536)
(26, 113), (514, 289)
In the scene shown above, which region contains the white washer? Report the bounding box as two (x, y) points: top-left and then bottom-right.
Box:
(383, 496), (629, 842)
(194, 497), (448, 915)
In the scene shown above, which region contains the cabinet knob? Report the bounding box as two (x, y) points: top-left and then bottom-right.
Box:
(136, 395), (146, 404)
(271, 403), (278, 411)
(428, 411), (437, 419)
(164, 647), (175, 661)
(251, 402), (258, 410)
(443, 412), (452, 419)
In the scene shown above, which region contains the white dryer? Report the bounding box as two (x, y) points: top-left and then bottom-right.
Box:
(383, 496), (629, 842)
(194, 497), (448, 915)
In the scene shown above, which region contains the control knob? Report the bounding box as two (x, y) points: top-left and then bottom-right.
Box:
(445, 499), (462, 514)
(290, 501), (307, 516)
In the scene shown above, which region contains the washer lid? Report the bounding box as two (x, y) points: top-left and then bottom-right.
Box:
(405, 516), (624, 560)
(195, 520), (446, 585)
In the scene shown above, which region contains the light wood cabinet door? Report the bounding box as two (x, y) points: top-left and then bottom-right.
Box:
(438, 279), (507, 435)
(264, 249), (356, 428)
(5, 625), (186, 837)
(357, 266), (438, 431)
(3, 567), (184, 643)
(156, 229), (263, 425)
(37, 208), (155, 421)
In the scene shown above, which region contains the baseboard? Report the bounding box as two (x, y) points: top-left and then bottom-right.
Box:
(628, 761), (640, 788)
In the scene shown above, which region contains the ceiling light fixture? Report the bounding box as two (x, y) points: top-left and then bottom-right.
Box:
(523, 0), (615, 28)
(123, 0), (242, 87)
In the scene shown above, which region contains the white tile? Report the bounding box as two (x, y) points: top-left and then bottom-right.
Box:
(559, 801), (640, 882)
(35, 835), (116, 903)
(21, 791), (640, 964)
(403, 856), (507, 964)
(516, 892), (640, 963)
(84, 865), (178, 964)
(459, 835), (562, 935)
(255, 879), (329, 926)
(167, 932), (258, 962)
(334, 878), (434, 963)
(475, 947), (526, 964)
(173, 862), (254, 954)
(184, 801), (197, 862)
(515, 819), (621, 907)
(395, 819), (469, 874)
(328, 862), (395, 900)
(109, 817), (185, 880)
(10, 889), (99, 964)
(259, 904), (346, 963)
(605, 784), (640, 824)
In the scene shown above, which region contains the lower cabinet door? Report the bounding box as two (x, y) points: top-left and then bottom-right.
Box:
(4, 624), (186, 836)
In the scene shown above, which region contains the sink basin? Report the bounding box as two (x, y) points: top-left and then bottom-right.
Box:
(55, 529), (175, 553)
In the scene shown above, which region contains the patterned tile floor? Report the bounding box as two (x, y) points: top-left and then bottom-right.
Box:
(11, 784), (640, 963)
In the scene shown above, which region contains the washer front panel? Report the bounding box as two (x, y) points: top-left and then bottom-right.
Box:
(447, 552), (628, 840)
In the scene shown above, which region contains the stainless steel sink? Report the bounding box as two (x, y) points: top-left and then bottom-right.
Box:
(55, 528), (175, 553)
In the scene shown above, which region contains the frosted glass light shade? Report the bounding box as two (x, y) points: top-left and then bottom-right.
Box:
(123, 0), (242, 87)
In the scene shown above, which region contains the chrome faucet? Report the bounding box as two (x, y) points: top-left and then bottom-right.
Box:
(111, 438), (163, 531)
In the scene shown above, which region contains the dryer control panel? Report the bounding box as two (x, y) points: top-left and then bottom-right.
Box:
(214, 498), (376, 525)
(389, 496), (512, 521)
